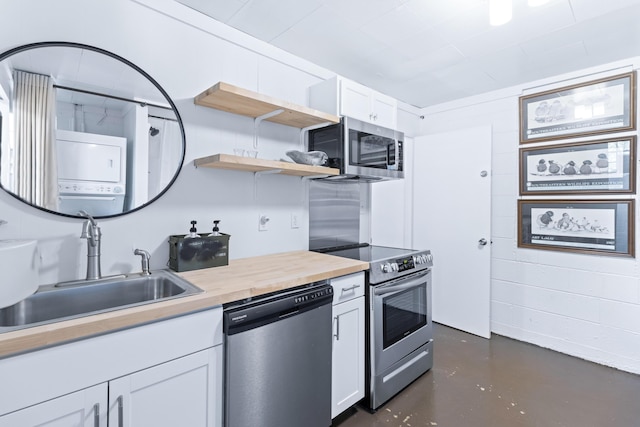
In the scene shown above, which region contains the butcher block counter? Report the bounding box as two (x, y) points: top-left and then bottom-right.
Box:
(0, 250), (368, 359)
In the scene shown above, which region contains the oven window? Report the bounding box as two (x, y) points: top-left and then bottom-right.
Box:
(382, 285), (427, 349)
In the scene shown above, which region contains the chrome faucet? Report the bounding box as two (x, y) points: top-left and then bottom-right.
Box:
(134, 248), (151, 275)
(78, 210), (101, 280)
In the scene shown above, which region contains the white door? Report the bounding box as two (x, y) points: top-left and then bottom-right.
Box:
(0, 384), (106, 427)
(413, 126), (492, 338)
(108, 348), (220, 427)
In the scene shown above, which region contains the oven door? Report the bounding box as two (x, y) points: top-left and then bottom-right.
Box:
(371, 269), (432, 373)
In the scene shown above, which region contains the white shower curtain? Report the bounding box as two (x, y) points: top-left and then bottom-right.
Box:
(13, 70), (58, 210)
(148, 117), (181, 199)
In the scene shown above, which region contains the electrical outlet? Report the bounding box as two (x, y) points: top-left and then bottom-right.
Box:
(291, 213), (300, 229)
(259, 214), (270, 231)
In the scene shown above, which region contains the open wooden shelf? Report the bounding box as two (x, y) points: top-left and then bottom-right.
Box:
(194, 154), (340, 177)
(194, 82), (340, 128)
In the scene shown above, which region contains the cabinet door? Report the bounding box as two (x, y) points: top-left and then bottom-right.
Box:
(0, 384), (106, 427)
(331, 296), (365, 419)
(340, 80), (374, 123)
(371, 92), (397, 129)
(108, 347), (221, 427)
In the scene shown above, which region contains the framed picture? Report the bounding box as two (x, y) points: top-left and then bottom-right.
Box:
(519, 136), (636, 195)
(519, 72), (636, 143)
(518, 199), (634, 257)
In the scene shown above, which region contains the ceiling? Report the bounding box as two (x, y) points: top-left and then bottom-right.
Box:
(177, 0), (640, 108)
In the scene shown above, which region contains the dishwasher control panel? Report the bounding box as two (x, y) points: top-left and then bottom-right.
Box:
(224, 283), (333, 335)
(294, 286), (333, 305)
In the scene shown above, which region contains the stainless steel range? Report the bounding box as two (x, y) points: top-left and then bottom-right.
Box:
(318, 244), (434, 410)
(309, 179), (434, 410)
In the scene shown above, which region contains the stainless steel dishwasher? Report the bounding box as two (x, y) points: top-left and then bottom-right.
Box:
(223, 281), (333, 427)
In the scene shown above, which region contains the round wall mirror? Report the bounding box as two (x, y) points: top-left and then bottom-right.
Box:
(0, 42), (185, 219)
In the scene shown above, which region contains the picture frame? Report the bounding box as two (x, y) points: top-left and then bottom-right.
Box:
(519, 136), (636, 195)
(519, 72), (636, 144)
(517, 199), (634, 257)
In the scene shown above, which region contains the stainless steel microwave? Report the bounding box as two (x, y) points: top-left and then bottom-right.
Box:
(307, 116), (404, 181)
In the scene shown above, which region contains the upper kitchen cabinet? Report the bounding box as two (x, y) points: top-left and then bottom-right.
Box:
(309, 77), (398, 129)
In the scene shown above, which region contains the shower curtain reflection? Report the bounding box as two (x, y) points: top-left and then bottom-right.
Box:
(13, 70), (58, 210)
(148, 116), (181, 200)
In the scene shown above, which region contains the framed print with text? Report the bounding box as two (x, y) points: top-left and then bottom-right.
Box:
(518, 199), (634, 257)
(519, 72), (636, 143)
(519, 136), (636, 195)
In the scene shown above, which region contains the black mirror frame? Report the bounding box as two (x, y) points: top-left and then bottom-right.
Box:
(0, 41), (186, 219)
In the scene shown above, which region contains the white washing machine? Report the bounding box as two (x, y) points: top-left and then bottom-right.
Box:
(56, 129), (127, 217)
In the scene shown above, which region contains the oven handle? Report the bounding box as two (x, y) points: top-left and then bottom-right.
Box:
(373, 270), (430, 296)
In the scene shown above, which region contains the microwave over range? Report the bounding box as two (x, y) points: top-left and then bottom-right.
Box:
(307, 116), (404, 181)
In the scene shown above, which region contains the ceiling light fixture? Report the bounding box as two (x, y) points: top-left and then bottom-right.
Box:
(489, 0), (512, 26)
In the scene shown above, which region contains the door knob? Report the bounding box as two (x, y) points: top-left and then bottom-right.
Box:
(478, 238), (488, 246)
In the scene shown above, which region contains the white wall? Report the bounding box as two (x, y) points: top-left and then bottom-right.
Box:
(370, 137), (414, 249)
(418, 59), (640, 374)
(0, 0), (337, 284)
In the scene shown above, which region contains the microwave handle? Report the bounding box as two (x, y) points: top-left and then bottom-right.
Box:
(388, 139), (399, 169)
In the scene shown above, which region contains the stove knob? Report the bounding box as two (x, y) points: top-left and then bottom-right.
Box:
(427, 254), (433, 263)
(391, 262), (399, 272)
(381, 263), (392, 273)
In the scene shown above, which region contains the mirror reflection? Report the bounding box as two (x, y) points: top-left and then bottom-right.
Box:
(0, 42), (184, 218)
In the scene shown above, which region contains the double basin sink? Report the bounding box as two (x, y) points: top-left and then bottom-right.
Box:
(0, 270), (202, 333)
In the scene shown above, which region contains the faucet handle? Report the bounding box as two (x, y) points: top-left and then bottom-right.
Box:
(81, 220), (90, 238)
(78, 210), (98, 226)
(134, 248), (151, 275)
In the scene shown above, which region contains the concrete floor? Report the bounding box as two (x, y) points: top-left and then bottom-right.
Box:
(335, 323), (640, 427)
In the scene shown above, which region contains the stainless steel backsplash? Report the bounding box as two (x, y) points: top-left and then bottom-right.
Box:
(309, 180), (361, 251)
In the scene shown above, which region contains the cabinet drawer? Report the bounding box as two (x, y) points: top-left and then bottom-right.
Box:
(331, 272), (364, 304)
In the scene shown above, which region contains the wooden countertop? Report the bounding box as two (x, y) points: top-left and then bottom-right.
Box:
(0, 251), (368, 359)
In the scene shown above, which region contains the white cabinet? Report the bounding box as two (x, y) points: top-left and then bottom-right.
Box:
(0, 384), (107, 427)
(330, 272), (365, 419)
(0, 308), (223, 427)
(109, 347), (221, 427)
(0, 348), (221, 427)
(310, 76), (398, 129)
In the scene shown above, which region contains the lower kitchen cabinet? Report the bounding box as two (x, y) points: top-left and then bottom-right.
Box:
(0, 348), (220, 427)
(0, 308), (223, 427)
(0, 383), (106, 427)
(330, 273), (365, 419)
(109, 347), (221, 427)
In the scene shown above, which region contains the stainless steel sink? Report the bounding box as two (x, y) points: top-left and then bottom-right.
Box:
(0, 270), (202, 332)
